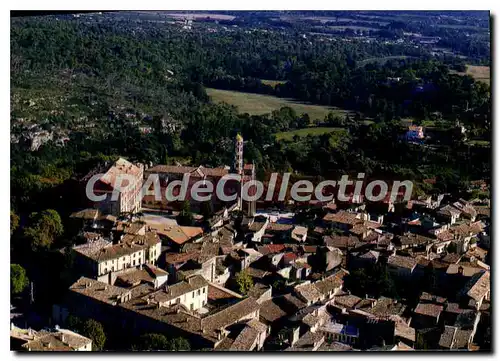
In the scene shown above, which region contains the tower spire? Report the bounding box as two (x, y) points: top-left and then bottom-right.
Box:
(235, 133), (244, 175)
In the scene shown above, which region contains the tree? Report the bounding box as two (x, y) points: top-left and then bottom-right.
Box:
(133, 334), (190, 351)
(200, 201), (213, 221)
(81, 319), (106, 351)
(235, 270), (254, 295)
(65, 315), (82, 331)
(168, 337), (191, 351)
(11, 264), (29, 295)
(447, 242), (458, 254)
(10, 211), (20, 236)
(176, 201), (194, 226)
(134, 333), (170, 351)
(23, 209), (63, 251)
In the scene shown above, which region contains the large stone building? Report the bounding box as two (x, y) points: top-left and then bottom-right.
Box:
(82, 158), (144, 216)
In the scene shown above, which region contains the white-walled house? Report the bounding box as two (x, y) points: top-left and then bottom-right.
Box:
(73, 231), (161, 284)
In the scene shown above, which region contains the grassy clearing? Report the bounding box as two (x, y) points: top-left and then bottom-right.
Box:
(328, 25), (379, 31)
(451, 65), (490, 85)
(164, 13), (236, 20)
(275, 127), (344, 140)
(467, 139), (491, 147)
(302, 16), (389, 26)
(206, 88), (349, 121)
(465, 65), (490, 85)
(260, 79), (287, 87)
(437, 24), (489, 31)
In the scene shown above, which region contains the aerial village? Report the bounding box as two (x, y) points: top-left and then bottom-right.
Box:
(11, 134), (490, 351)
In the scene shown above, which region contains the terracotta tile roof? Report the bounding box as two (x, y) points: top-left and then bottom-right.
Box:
(419, 292), (447, 304)
(73, 232), (157, 263)
(387, 255), (417, 270)
(259, 299), (289, 323)
(245, 267), (269, 279)
(465, 271), (490, 302)
(295, 282), (323, 303)
(446, 264), (484, 277)
(323, 235), (359, 249)
(453, 199), (477, 219)
(359, 250), (380, 261)
(360, 297), (406, 318)
(450, 221), (484, 237)
(334, 294), (362, 309)
(248, 222), (267, 232)
(414, 302), (443, 318)
(20, 328), (92, 351)
(69, 277), (131, 305)
(312, 226), (326, 235)
(318, 341), (353, 351)
(114, 221), (146, 235)
(258, 244), (286, 255)
(151, 224), (203, 245)
(116, 268), (154, 287)
(313, 272), (344, 297)
(439, 325), (457, 349)
(201, 297), (260, 332)
(147, 165), (229, 178)
(266, 223), (293, 232)
(247, 283), (271, 300)
(283, 252), (298, 263)
(473, 206), (490, 217)
(165, 250), (200, 265)
(437, 204), (461, 217)
(399, 233), (434, 246)
(283, 293), (307, 311)
(395, 322), (416, 342)
(70, 208), (100, 220)
(285, 331), (324, 351)
(228, 320), (266, 351)
(323, 211), (360, 225)
(441, 253), (461, 264)
(454, 329), (472, 349)
(350, 224), (370, 236)
(445, 302), (469, 315)
(301, 245), (318, 254)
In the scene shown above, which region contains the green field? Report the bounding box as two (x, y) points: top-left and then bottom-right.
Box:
(328, 25), (378, 31)
(467, 139), (491, 147)
(206, 88), (348, 121)
(275, 127), (344, 140)
(261, 79), (287, 87)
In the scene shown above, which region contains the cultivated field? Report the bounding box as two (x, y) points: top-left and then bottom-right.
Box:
(451, 65), (490, 85)
(275, 127), (344, 140)
(206, 88), (347, 121)
(465, 65), (490, 85)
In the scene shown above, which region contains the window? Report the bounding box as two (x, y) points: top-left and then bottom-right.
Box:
(190, 304), (194, 311)
(176, 298), (180, 304)
(203, 288), (206, 294)
(192, 292), (195, 297)
(197, 290), (201, 296)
